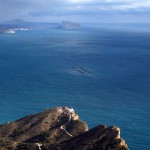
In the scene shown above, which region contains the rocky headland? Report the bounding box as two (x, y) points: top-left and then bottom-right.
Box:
(57, 21), (81, 30)
(0, 107), (128, 150)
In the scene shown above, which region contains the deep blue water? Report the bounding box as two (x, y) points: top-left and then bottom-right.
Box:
(0, 28), (150, 150)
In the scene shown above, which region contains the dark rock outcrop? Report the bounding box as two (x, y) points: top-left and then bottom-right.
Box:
(0, 107), (128, 150)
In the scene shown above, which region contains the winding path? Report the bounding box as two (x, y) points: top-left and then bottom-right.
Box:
(60, 108), (74, 137)
(36, 107), (74, 150)
(36, 143), (42, 150)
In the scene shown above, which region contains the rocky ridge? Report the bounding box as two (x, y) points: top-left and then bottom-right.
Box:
(0, 107), (128, 150)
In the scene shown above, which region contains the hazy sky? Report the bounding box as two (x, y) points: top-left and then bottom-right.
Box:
(0, 0), (150, 23)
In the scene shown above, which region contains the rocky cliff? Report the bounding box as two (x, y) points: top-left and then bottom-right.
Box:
(0, 107), (128, 150)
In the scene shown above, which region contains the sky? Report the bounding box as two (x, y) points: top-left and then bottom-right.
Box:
(0, 0), (150, 23)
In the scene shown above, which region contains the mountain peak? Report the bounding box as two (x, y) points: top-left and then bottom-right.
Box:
(57, 21), (81, 30)
(4, 19), (25, 24)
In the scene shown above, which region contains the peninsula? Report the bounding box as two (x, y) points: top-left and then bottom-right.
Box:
(0, 107), (128, 150)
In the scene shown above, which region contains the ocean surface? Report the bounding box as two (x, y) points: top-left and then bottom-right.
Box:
(0, 27), (150, 150)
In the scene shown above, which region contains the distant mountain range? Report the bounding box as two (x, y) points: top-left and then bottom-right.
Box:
(0, 19), (81, 34)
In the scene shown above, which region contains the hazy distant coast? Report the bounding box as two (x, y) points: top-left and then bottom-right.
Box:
(0, 19), (81, 34)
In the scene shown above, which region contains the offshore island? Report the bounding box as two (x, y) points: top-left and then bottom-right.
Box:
(0, 107), (128, 150)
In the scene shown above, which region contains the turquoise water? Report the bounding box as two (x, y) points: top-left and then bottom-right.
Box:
(0, 29), (150, 150)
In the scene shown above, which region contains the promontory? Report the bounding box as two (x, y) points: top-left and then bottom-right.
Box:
(0, 107), (128, 150)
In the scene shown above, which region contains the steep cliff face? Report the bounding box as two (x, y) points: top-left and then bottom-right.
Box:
(0, 107), (128, 150)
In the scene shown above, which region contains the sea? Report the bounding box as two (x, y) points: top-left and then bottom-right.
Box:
(0, 25), (150, 150)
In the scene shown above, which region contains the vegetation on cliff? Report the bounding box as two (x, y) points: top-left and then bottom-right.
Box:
(0, 107), (128, 150)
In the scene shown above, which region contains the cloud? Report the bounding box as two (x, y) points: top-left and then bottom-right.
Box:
(0, 0), (150, 23)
